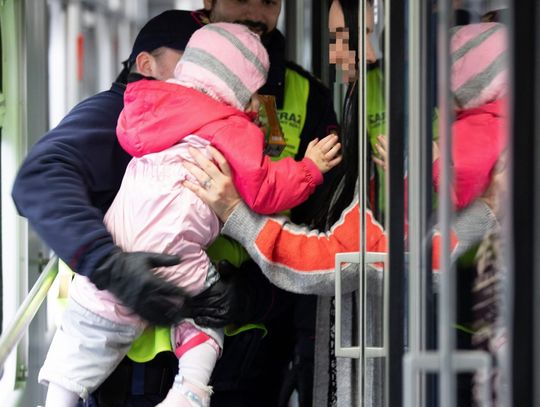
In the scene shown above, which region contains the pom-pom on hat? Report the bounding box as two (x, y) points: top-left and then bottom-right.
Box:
(174, 22), (270, 110)
(451, 22), (508, 109)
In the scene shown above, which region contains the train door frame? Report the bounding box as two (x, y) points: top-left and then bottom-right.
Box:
(510, 0), (540, 405)
(22, 0), (53, 405)
(0, 0), (30, 401)
(385, 0), (407, 405)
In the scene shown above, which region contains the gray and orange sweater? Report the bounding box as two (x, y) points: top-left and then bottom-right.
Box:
(221, 184), (498, 406)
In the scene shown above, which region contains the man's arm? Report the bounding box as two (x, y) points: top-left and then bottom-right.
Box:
(12, 89), (246, 327)
(12, 90), (128, 277)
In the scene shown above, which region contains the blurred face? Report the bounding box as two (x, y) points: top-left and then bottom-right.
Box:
(136, 47), (183, 80)
(204, 0), (282, 41)
(329, 0), (377, 82)
(150, 47), (184, 80)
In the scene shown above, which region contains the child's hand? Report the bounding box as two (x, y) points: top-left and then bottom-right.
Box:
(374, 136), (440, 171)
(480, 151), (508, 220)
(373, 135), (388, 171)
(304, 134), (342, 174)
(432, 141), (440, 162)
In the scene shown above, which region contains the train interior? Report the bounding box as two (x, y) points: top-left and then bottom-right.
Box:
(0, 0), (539, 406)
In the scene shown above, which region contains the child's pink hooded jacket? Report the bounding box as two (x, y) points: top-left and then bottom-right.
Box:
(69, 79), (322, 327)
(432, 98), (506, 209)
(433, 22), (508, 209)
(118, 79), (323, 214)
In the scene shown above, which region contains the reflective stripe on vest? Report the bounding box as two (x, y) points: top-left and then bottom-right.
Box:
(365, 66), (438, 216)
(366, 66), (386, 150)
(366, 67), (387, 214)
(272, 67), (309, 160)
(127, 67), (311, 363)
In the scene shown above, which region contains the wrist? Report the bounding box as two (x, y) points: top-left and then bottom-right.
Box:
(218, 199), (241, 222)
(90, 263), (110, 289)
(479, 196), (500, 220)
(222, 201), (255, 242)
(302, 157), (324, 184)
(90, 247), (121, 289)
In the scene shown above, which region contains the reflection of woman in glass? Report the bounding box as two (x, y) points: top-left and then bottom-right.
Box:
(183, 0), (500, 404)
(330, 0), (388, 219)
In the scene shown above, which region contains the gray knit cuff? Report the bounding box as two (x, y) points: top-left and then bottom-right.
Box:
(453, 200), (499, 258)
(221, 202), (264, 246)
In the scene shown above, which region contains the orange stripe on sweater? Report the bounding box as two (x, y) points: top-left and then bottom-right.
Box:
(254, 204), (388, 272)
(431, 232), (459, 270)
(254, 200), (458, 273)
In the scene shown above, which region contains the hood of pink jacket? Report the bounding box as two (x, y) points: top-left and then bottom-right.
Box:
(455, 97), (506, 121)
(117, 79), (249, 157)
(433, 97), (507, 209)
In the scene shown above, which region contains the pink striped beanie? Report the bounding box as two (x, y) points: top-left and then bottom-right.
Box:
(451, 22), (508, 110)
(174, 22), (269, 110)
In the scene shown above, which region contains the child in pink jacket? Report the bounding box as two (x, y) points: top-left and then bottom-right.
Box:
(41, 23), (341, 407)
(433, 22), (508, 209)
(375, 23), (507, 210)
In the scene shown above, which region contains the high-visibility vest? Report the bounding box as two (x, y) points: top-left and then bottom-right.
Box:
(366, 66), (387, 215)
(365, 66), (439, 217)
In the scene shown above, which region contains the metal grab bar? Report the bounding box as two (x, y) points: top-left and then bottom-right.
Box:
(335, 251), (387, 359)
(0, 255), (58, 379)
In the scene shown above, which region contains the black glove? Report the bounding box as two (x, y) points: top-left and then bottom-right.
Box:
(180, 276), (242, 328)
(90, 248), (187, 325)
(176, 261), (248, 328)
(182, 260), (277, 328)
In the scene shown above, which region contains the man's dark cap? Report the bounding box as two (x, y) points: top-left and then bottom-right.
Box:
(125, 10), (203, 68)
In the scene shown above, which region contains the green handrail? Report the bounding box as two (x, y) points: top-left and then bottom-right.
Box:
(0, 256), (58, 379)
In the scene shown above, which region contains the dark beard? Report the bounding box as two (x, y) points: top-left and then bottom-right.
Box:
(234, 19), (272, 44)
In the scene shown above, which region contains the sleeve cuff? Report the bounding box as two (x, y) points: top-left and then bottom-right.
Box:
(222, 202), (265, 246)
(302, 158), (324, 186)
(453, 199), (499, 258)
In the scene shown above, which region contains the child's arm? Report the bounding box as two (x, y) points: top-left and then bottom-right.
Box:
(373, 135), (439, 171)
(210, 122), (340, 214)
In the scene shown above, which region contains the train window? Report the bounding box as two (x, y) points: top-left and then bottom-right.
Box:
(0, 0), (29, 399)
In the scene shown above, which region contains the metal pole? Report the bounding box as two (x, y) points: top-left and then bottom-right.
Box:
(436, 0), (456, 406)
(358, 0), (367, 404)
(0, 256), (58, 379)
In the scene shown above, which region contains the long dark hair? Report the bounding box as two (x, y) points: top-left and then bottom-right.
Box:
(312, 0), (365, 230)
(312, 82), (359, 230)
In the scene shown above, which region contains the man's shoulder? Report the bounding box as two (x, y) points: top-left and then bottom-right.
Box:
(92, 83), (125, 103)
(284, 61), (332, 97)
(48, 84), (124, 138)
(69, 84), (124, 116)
